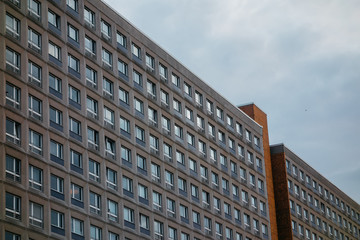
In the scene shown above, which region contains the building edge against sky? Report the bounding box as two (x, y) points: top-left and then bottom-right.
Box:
(0, 0), (360, 239)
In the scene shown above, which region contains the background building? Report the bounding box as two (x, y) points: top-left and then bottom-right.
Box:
(1, 0), (270, 239)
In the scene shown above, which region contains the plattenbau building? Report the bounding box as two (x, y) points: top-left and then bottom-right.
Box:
(0, 0), (270, 239)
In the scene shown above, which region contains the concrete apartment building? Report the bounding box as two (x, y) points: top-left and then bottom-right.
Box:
(0, 0), (270, 239)
(0, 0), (359, 240)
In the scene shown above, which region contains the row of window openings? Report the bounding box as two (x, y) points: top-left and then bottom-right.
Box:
(6, 85), (263, 174)
(289, 199), (358, 237)
(286, 160), (360, 220)
(6, 152), (266, 218)
(6, 13), (261, 146)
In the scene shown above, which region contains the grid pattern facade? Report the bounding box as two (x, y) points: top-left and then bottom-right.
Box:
(0, 0), (270, 239)
(272, 145), (360, 240)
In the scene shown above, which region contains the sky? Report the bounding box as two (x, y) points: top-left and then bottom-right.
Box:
(103, 0), (360, 203)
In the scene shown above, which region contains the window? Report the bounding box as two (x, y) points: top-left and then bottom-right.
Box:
(178, 177), (187, 192)
(245, 129), (252, 142)
(29, 129), (43, 155)
(123, 207), (134, 223)
(67, 0), (78, 12)
(5, 192), (21, 220)
(162, 116), (171, 132)
(167, 198), (176, 215)
(134, 98), (144, 114)
(135, 126), (145, 142)
(174, 124), (183, 139)
(153, 191), (162, 209)
(220, 154), (227, 167)
(101, 19), (111, 38)
(49, 41), (61, 60)
(6, 13), (20, 39)
(107, 199), (118, 222)
(150, 135), (159, 151)
(133, 70), (142, 86)
(191, 184), (199, 198)
(180, 204), (188, 220)
(189, 158), (197, 172)
(184, 82), (192, 96)
(71, 183), (83, 203)
(5, 82), (21, 109)
(48, 10), (60, 29)
(90, 225), (102, 240)
(200, 165), (208, 180)
(214, 196), (220, 211)
(29, 201), (43, 228)
(105, 137), (116, 158)
(106, 168), (117, 190)
(160, 89), (169, 105)
(49, 74), (62, 94)
(138, 184), (148, 200)
(198, 140), (206, 154)
(71, 217), (84, 236)
(140, 214), (150, 230)
(215, 222), (223, 237)
(154, 220), (164, 238)
(132, 43), (141, 58)
(148, 107), (158, 125)
(28, 28), (41, 52)
(89, 159), (100, 182)
(120, 147), (131, 163)
(28, 61), (42, 87)
(69, 85), (80, 104)
(146, 53), (154, 69)
(122, 176), (133, 195)
(171, 73), (180, 87)
(85, 36), (96, 55)
(70, 149), (82, 169)
(6, 47), (21, 72)
(210, 147), (217, 161)
(86, 97), (98, 119)
(165, 170), (174, 186)
(68, 24), (79, 42)
(147, 80), (157, 97)
(187, 133), (195, 146)
(118, 59), (128, 76)
(68, 54), (80, 73)
(103, 78), (114, 98)
(69, 117), (81, 136)
(185, 107), (193, 121)
(173, 98), (182, 113)
(29, 165), (43, 190)
(222, 178), (229, 192)
(168, 226), (177, 240)
(6, 118), (21, 145)
(119, 87), (129, 104)
(151, 163), (161, 182)
(120, 116), (130, 133)
(232, 184), (239, 197)
(84, 7), (95, 26)
(6, 155), (21, 182)
(108, 232), (119, 240)
(204, 216), (212, 231)
(51, 209), (64, 229)
(242, 190), (249, 203)
(117, 32), (126, 47)
(28, 95), (42, 120)
(51, 174), (64, 194)
(102, 48), (112, 68)
(247, 151), (254, 163)
(216, 107), (224, 120)
(104, 107), (115, 127)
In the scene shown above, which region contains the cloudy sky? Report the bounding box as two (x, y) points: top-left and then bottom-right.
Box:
(103, 0), (360, 202)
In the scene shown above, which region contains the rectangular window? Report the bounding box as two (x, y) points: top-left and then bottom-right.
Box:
(146, 53), (155, 69)
(71, 183), (83, 202)
(90, 225), (102, 240)
(5, 192), (21, 220)
(68, 24), (79, 42)
(6, 47), (21, 73)
(117, 32), (126, 48)
(101, 19), (111, 38)
(106, 168), (117, 190)
(28, 95), (42, 120)
(140, 214), (150, 230)
(171, 73), (180, 87)
(132, 43), (141, 58)
(122, 176), (133, 193)
(119, 87), (129, 104)
(50, 139), (63, 159)
(135, 126), (145, 142)
(150, 135), (159, 151)
(49, 73), (62, 94)
(138, 184), (148, 200)
(105, 137), (116, 158)
(69, 117), (81, 136)
(153, 191), (162, 210)
(48, 10), (60, 29)
(216, 107), (224, 120)
(123, 207), (134, 223)
(102, 48), (112, 68)
(6, 13), (20, 39)
(51, 174), (64, 194)
(71, 217), (84, 236)
(67, 0), (78, 12)
(151, 163), (161, 182)
(29, 129), (43, 155)
(69, 85), (80, 104)
(86, 96), (98, 118)
(160, 89), (169, 105)
(184, 82), (192, 96)
(103, 78), (113, 98)
(28, 61), (42, 86)
(29, 201), (43, 228)
(28, 27), (41, 52)
(120, 116), (130, 133)
(86, 66), (97, 87)
(104, 107), (115, 127)
(6, 118), (21, 145)
(70, 149), (82, 168)
(85, 36), (96, 55)
(89, 159), (100, 182)
(133, 70), (142, 86)
(118, 59), (128, 76)
(6, 155), (21, 182)
(51, 209), (64, 229)
(134, 98), (144, 114)
(147, 80), (157, 97)
(137, 154), (146, 171)
(49, 41), (61, 60)
(68, 54), (80, 72)
(121, 146), (131, 163)
(84, 7), (95, 26)
(5, 82), (21, 109)
(159, 64), (168, 80)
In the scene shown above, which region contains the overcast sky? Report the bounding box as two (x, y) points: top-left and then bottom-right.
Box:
(103, 0), (360, 202)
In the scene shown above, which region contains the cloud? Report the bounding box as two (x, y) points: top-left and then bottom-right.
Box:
(103, 0), (360, 202)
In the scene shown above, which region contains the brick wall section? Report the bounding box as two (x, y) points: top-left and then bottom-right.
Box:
(239, 104), (279, 240)
(271, 151), (293, 240)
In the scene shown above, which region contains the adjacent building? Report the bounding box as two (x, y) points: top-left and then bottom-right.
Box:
(0, 0), (359, 240)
